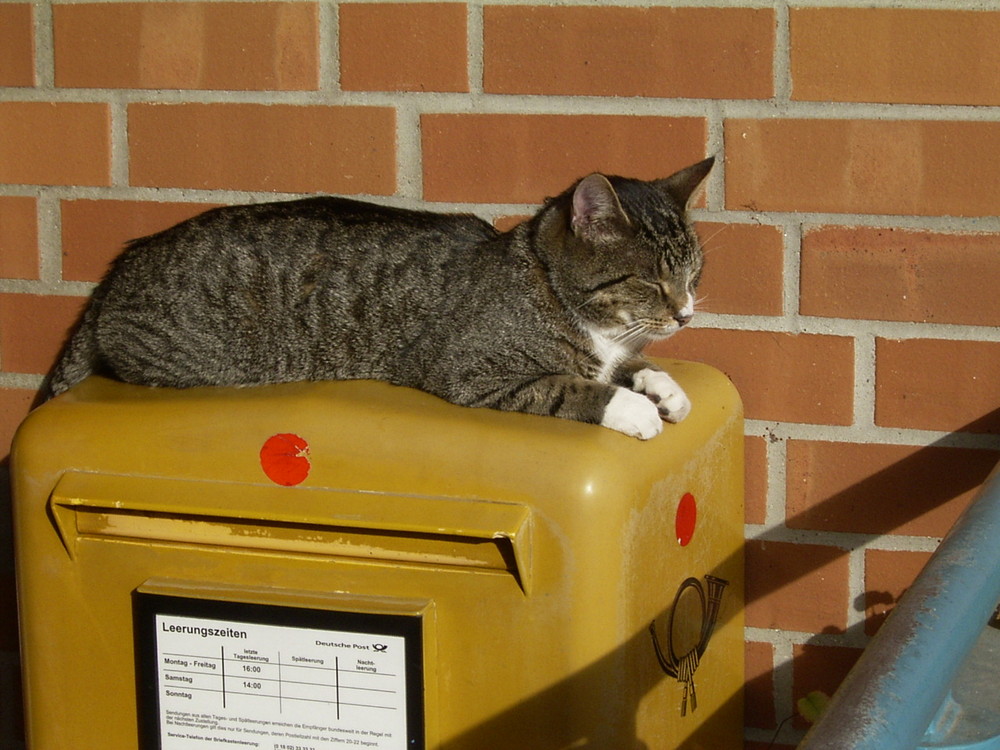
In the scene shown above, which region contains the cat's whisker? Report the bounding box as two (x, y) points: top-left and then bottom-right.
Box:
(697, 224), (729, 252)
(609, 323), (644, 343)
(571, 294), (600, 313)
(611, 324), (654, 348)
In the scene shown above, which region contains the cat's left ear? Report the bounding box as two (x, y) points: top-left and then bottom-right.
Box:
(571, 174), (630, 241)
(656, 156), (715, 209)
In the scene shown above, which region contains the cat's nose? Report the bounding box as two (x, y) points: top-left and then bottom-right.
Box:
(674, 313), (693, 327)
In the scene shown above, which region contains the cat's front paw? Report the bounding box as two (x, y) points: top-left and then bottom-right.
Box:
(601, 388), (663, 440)
(632, 367), (691, 423)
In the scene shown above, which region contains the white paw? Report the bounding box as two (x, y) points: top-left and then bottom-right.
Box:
(632, 367), (691, 423)
(601, 388), (663, 440)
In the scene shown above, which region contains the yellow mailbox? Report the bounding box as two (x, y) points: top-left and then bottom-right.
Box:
(12, 358), (743, 749)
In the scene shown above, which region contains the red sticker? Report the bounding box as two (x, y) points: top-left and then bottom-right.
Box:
(676, 492), (697, 546)
(260, 433), (311, 486)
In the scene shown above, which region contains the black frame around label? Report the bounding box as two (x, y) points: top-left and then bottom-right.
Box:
(134, 592), (425, 750)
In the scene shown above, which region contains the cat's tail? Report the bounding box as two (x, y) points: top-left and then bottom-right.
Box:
(44, 292), (104, 400)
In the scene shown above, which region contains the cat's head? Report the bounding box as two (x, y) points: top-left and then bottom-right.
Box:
(541, 157), (714, 347)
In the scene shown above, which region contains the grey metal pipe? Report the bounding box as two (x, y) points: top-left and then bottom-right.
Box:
(798, 460), (1000, 750)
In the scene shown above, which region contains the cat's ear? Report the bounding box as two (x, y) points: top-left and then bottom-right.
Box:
(656, 156), (715, 208)
(571, 174), (630, 241)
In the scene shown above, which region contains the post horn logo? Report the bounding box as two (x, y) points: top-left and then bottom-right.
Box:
(649, 575), (728, 716)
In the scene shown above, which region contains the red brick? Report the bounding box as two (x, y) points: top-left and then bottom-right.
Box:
(652, 329), (854, 425)
(725, 119), (1000, 217)
(492, 214), (530, 233)
(786, 441), (999, 537)
(484, 6), (773, 99)
(61, 200), (220, 282)
(696, 222), (783, 316)
(876, 339), (1000, 434)
(0, 102), (110, 187)
(864, 549), (933, 636)
(745, 540), (850, 633)
(54, 2), (318, 90)
(0, 294), (87, 375)
(801, 227), (1000, 327)
(422, 113), (706, 204)
(745, 436), (768, 526)
(340, 3), (467, 93)
(0, 196), (38, 280)
(792, 8), (1000, 106)
(792, 644), (862, 729)
(1, 388), (35, 463)
(744, 641), (776, 729)
(0, 4), (34, 86)
(129, 103), (395, 194)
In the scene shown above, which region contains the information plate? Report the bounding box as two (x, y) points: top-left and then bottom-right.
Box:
(135, 594), (424, 750)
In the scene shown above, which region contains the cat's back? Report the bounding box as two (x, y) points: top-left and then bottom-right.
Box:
(88, 195), (504, 387)
(95, 196), (502, 323)
(119, 196), (497, 265)
(223, 195), (496, 240)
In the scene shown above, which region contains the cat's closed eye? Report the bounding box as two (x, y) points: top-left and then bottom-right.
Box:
(586, 274), (637, 294)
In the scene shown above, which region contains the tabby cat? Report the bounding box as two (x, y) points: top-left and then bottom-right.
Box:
(47, 157), (714, 439)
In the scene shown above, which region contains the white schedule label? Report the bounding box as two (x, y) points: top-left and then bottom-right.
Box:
(151, 612), (411, 750)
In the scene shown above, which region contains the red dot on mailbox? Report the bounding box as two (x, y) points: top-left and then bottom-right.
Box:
(676, 492), (697, 546)
(260, 433), (311, 486)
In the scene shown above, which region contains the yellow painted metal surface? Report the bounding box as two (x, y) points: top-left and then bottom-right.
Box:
(12, 358), (744, 749)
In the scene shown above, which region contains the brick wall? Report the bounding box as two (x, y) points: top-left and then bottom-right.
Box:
(2, 2), (999, 748)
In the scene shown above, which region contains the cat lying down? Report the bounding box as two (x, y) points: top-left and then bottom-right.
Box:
(47, 157), (714, 440)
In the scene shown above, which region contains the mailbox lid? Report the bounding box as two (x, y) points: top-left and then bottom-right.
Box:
(13, 358), (740, 513)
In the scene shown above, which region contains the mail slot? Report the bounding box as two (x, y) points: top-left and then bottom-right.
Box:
(12, 357), (744, 749)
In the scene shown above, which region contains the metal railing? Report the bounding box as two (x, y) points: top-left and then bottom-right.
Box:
(798, 460), (1000, 750)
